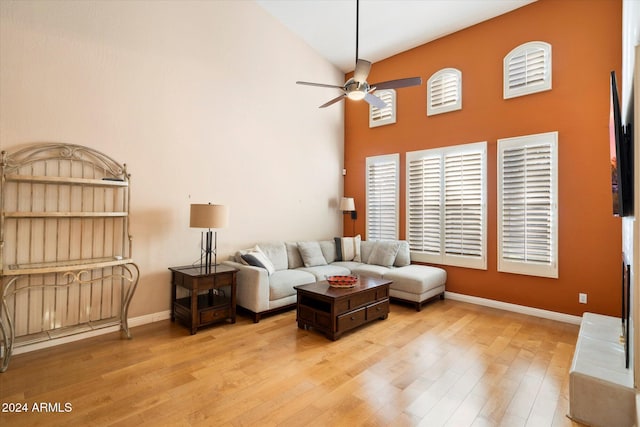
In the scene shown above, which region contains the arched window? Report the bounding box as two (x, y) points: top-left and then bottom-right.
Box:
(504, 41), (552, 99)
(427, 68), (462, 116)
(369, 89), (396, 128)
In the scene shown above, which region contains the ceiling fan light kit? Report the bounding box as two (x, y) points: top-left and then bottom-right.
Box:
(296, 0), (421, 109)
(346, 79), (368, 101)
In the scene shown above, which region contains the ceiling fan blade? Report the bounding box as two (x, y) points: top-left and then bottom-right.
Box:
(319, 94), (346, 108)
(364, 93), (388, 109)
(353, 59), (371, 82)
(371, 77), (422, 90)
(296, 81), (345, 90)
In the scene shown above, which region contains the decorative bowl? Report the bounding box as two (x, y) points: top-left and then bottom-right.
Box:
(326, 275), (358, 288)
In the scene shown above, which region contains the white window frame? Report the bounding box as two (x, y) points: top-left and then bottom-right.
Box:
(427, 68), (462, 116)
(366, 154), (399, 241)
(369, 89), (396, 128)
(497, 131), (558, 278)
(504, 41), (552, 99)
(406, 142), (487, 269)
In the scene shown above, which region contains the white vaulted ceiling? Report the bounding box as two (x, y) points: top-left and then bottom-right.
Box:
(256, 0), (536, 73)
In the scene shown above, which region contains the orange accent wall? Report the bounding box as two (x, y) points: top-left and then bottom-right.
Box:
(344, 0), (623, 316)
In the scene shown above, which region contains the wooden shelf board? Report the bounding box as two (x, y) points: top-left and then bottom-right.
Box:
(12, 317), (121, 347)
(5, 174), (128, 187)
(2, 257), (135, 276)
(5, 211), (127, 218)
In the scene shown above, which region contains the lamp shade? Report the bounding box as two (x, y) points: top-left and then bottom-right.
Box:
(339, 197), (355, 211)
(190, 203), (228, 229)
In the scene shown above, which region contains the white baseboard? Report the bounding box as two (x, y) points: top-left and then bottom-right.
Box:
(12, 310), (172, 356)
(445, 291), (582, 325)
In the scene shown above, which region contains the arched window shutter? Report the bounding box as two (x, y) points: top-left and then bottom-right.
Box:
(504, 41), (552, 99)
(369, 89), (396, 128)
(427, 68), (462, 116)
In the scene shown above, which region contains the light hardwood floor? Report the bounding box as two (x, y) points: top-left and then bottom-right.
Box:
(0, 299), (584, 427)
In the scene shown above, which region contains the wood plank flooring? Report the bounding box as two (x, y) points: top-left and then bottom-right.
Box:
(0, 299), (584, 427)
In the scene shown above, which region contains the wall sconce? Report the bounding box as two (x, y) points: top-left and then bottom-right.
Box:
(190, 203), (229, 274)
(339, 197), (357, 236)
(339, 197), (357, 220)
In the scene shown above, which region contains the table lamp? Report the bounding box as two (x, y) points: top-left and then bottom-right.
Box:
(190, 203), (228, 274)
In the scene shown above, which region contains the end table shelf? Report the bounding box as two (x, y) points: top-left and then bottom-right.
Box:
(169, 264), (238, 334)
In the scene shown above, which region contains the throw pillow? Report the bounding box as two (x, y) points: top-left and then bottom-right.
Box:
(235, 245), (259, 263)
(319, 240), (337, 263)
(367, 241), (401, 267)
(256, 242), (288, 271)
(394, 240), (411, 267)
(240, 248), (275, 275)
(285, 242), (304, 269)
(297, 241), (328, 267)
(334, 234), (361, 262)
(360, 240), (374, 263)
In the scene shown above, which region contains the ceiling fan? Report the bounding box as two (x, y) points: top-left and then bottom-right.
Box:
(296, 0), (422, 109)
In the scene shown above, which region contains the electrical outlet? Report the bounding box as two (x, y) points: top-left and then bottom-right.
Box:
(579, 293), (587, 304)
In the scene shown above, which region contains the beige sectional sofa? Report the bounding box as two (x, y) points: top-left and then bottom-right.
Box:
(223, 237), (446, 322)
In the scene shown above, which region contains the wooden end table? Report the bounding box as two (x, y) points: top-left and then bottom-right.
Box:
(294, 276), (391, 340)
(169, 264), (237, 334)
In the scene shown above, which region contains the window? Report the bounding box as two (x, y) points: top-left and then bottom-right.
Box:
(366, 154), (399, 240)
(369, 89), (396, 128)
(406, 142), (486, 269)
(427, 68), (462, 116)
(504, 41), (552, 99)
(498, 132), (558, 278)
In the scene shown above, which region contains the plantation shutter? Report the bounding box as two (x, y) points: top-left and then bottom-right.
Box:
(427, 68), (462, 116)
(444, 151), (483, 258)
(369, 89), (396, 128)
(407, 156), (441, 254)
(406, 142), (486, 269)
(504, 42), (551, 99)
(498, 132), (558, 278)
(366, 154), (399, 240)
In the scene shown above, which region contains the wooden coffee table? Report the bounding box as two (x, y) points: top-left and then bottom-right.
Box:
(294, 276), (391, 340)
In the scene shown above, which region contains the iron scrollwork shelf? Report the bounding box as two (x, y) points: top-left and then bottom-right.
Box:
(0, 143), (139, 372)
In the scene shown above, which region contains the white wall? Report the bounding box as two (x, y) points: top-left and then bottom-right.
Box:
(621, 0), (639, 387)
(0, 0), (345, 317)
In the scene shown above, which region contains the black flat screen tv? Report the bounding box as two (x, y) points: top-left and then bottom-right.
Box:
(609, 71), (633, 217)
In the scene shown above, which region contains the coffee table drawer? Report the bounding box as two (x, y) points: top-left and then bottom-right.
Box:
(337, 307), (366, 333)
(366, 299), (389, 319)
(335, 289), (376, 313)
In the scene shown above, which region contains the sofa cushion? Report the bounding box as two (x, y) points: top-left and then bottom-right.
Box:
(241, 250), (275, 275)
(257, 242), (288, 271)
(269, 269), (315, 300)
(394, 241), (411, 267)
(319, 240), (337, 263)
(367, 241), (401, 267)
(384, 265), (446, 294)
(330, 261), (364, 271)
(285, 242), (304, 269)
(297, 241), (327, 267)
(297, 264), (350, 281)
(350, 263), (389, 279)
(335, 235), (361, 262)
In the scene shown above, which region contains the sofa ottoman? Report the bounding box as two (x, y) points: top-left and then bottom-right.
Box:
(384, 265), (446, 311)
